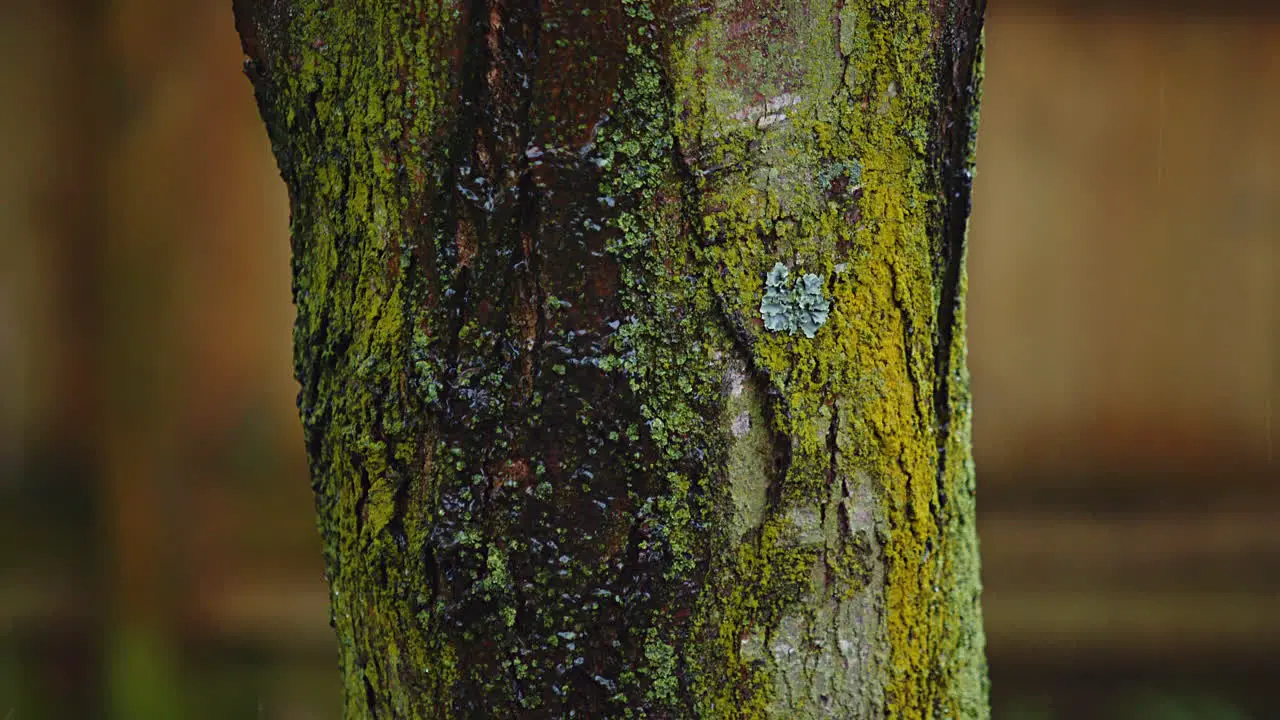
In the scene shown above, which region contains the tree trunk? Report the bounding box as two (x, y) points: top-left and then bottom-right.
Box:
(233, 0), (987, 716)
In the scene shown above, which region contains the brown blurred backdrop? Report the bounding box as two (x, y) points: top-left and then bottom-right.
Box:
(2, 1), (1276, 718)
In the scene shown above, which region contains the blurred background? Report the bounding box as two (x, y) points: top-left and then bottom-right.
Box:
(1, 0), (1276, 718)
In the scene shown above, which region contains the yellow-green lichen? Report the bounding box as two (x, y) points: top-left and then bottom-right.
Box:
(669, 0), (987, 716)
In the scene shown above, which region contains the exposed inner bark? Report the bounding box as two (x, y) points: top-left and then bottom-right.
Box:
(234, 0), (987, 717)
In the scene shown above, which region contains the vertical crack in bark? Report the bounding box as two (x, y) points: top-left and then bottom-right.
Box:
(354, 456), (371, 540)
(890, 257), (931, 475)
(507, 0), (544, 412)
(438, 0), (490, 418)
(362, 673), (379, 717)
(822, 398), (840, 577)
(931, 0), (986, 518)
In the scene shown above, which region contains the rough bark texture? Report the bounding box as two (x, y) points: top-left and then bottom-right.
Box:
(233, 0), (987, 716)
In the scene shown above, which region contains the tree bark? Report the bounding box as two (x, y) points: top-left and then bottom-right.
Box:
(233, 0), (987, 717)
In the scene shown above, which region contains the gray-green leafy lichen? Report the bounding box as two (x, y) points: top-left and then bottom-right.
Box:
(759, 262), (831, 338)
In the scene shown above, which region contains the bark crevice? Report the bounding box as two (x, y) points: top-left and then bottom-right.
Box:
(930, 0), (987, 519)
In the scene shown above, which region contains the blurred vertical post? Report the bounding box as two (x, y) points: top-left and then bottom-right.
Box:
(2, 0), (104, 716)
(98, 0), (185, 715)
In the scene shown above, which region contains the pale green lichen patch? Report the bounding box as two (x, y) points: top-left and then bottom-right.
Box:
(760, 262), (832, 338)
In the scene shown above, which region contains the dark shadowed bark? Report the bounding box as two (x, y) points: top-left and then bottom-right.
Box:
(233, 0), (987, 716)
